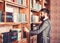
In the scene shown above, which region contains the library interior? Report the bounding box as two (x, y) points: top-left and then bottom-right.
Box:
(0, 0), (60, 43)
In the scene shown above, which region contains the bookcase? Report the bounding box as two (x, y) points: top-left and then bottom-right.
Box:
(30, 0), (50, 28)
(30, 0), (50, 43)
(30, 0), (43, 27)
(0, 0), (50, 43)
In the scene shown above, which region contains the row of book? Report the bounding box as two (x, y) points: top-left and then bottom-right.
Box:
(0, 27), (27, 43)
(30, 0), (42, 11)
(6, 12), (26, 22)
(6, 0), (26, 6)
(31, 12), (39, 23)
(5, 5), (26, 22)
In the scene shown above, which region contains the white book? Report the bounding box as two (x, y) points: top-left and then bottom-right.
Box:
(19, 14), (26, 23)
(13, 13), (19, 22)
(32, 15), (39, 22)
(17, 0), (22, 5)
(30, 0), (33, 8)
(5, 5), (13, 13)
(38, 4), (42, 11)
(33, 0), (36, 8)
(22, 0), (26, 6)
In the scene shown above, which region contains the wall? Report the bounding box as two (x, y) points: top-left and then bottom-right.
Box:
(50, 0), (60, 43)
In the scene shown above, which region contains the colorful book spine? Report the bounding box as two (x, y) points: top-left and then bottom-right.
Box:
(0, 11), (2, 22)
(32, 15), (39, 23)
(13, 13), (19, 22)
(19, 14), (26, 23)
(22, 0), (26, 6)
(17, 0), (22, 5)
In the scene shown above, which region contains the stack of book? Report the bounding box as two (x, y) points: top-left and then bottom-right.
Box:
(6, 12), (13, 22)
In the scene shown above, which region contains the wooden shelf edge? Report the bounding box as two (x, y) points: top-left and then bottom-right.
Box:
(31, 8), (39, 12)
(31, 22), (42, 24)
(0, 22), (28, 25)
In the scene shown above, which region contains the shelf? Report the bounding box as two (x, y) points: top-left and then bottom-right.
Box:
(0, 22), (28, 25)
(0, 22), (18, 25)
(20, 5), (27, 8)
(31, 22), (42, 24)
(31, 8), (39, 12)
(5, 0), (27, 8)
(5, 22), (20, 25)
(0, 22), (6, 24)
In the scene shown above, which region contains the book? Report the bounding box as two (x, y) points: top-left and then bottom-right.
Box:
(0, 11), (2, 22)
(5, 5), (14, 13)
(22, 0), (26, 6)
(11, 29), (22, 41)
(19, 14), (26, 23)
(13, 13), (19, 22)
(17, 0), (22, 5)
(6, 12), (13, 22)
(33, 3), (41, 11)
(31, 15), (39, 23)
(30, 0), (33, 8)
